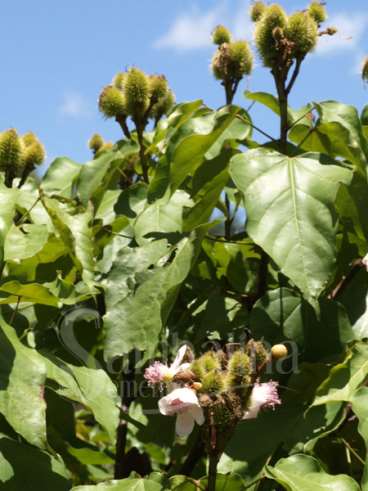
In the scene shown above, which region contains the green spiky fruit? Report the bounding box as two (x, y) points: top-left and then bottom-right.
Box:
(0, 129), (22, 171)
(250, 1), (266, 22)
(22, 132), (39, 148)
(151, 89), (175, 121)
(148, 75), (168, 102)
(254, 4), (288, 67)
(99, 85), (127, 119)
(362, 57), (368, 82)
(308, 1), (327, 24)
(113, 72), (126, 90)
(212, 25), (231, 45)
(124, 67), (150, 120)
(201, 371), (225, 394)
(88, 133), (104, 153)
(286, 12), (318, 58)
(22, 141), (46, 168)
(212, 40), (253, 81)
(226, 351), (251, 390)
(246, 340), (269, 373)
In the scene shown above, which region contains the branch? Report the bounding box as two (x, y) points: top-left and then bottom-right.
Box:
(286, 57), (303, 95)
(329, 259), (364, 300)
(115, 115), (131, 140)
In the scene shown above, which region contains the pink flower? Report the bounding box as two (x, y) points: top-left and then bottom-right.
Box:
(243, 381), (281, 420)
(144, 344), (191, 385)
(158, 387), (205, 437)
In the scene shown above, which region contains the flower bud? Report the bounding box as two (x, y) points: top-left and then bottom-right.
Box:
(308, 1), (327, 25)
(88, 133), (104, 153)
(250, 1), (266, 22)
(254, 4), (288, 67)
(362, 57), (368, 82)
(148, 74), (168, 102)
(271, 344), (288, 360)
(0, 129), (22, 171)
(99, 85), (127, 119)
(124, 67), (150, 120)
(212, 25), (231, 45)
(112, 72), (126, 90)
(286, 12), (318, 58)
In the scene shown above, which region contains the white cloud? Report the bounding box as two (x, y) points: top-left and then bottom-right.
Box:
(316, 13), (368, 55)
(154, 2), (254, 51)
(59, 92), (92, 118)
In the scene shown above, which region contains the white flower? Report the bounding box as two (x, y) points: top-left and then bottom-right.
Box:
(144, 344), (191, 385)
(158, 387), (205, 437)
(243, 381), (281, 420)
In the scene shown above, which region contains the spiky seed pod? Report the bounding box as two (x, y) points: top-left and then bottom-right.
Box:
(88, 133), (104, 153)
(199, 352), (222, 373)
(22, 132), (39, 148)
(363, 58), (368, 83)
(226, 351), (251, 391)
(201, 371), (225, 395)
(22, 141), (46, 168)
(246, 340), (269, 373)
(148, 75), (168, 102)
(212, 25), (231, 45)
(150, 89), (176, 121)
(212, 40), (253, 81)
(308, 1), (327, 25)
(190, 359), (205, 380)
(250, 1), (266, 22)
(285, 12), (318, 58)
(99, 85), (127, 119)
(124, 67), (150, 121)
(254, 3), (288, 67)
(0, 129), (22, 171)
(113, 72), (126, 90)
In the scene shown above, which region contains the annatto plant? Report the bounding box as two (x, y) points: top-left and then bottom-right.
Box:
(1, 1), (368, 490)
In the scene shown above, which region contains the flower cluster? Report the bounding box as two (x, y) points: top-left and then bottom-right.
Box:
(144, 342), (283, 439)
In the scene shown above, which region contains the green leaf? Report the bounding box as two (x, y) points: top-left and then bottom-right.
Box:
(104, 236), (197, 362)
(289, 101), (368, 176)
(170, 106), (250, 192)
(4, 223), (49, 261)
(0, 317), (47, 448)
(230, 149), (352, 300)
(71, 477), (163, 490)
(0, 434), (70, 490)
(0, 280), (59, 306)
(351, 387), (368, 490)
(42, 197), (95, 284)
(266, 454), (360, 490)
(0, 188), (19, 264)
(77, 142), (138, 206)
(313, 342), (368, 406)
(41, 157), (81, 198)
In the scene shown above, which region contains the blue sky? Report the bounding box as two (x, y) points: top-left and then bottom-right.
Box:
(0, 0), (367, 171)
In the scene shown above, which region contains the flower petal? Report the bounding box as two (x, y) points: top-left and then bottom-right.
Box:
(171, 344), (189, 371)
(189, 405), (205, 426)
(176, 412), (195, 437)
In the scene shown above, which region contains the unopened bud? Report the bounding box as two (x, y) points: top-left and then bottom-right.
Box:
(271, 344), (288, 360)
(0, 129), (22, 171)
(88, 133), (104, 153)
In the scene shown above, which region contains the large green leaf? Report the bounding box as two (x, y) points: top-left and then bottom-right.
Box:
(266, 454), (360, 490)
(72, 478), (162, 490)
(0, 434), (70, 490)
(104, 236), (197, 362)
(0, 317), (47, 448)
(170, 106), (250, 191)
(289, 101), (368, 176)
(313, 342), (368, 406)
(4, 223), (49, 261)
(42, 197), (95, 284)
(41, 157), (81, 198)
(0, 188), (19, 264)
(351, 387), (368, 490)
(230, 149), (352, 300)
